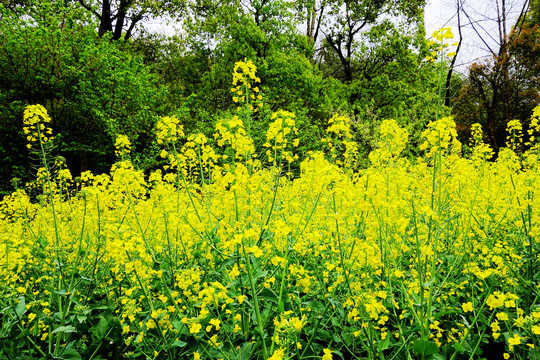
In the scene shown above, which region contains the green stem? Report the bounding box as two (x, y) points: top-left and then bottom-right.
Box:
(241, 245), (268, 358)
(300, 300), (333, 358)
(270, 245), (290, 354)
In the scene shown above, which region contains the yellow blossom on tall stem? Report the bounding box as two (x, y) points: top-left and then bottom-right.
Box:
(115, 134), (131, 158)
(23, 104), (53, 150)
(156, 115), (185, 145)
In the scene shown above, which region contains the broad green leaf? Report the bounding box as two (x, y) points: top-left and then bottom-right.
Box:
(51, 342), (82, 360)
(52, 325), (77, 334)
(91, 316), (108, 340)
(170, 340), (187, 348)
(15, 297), (26, 317)
(412, 338), (439, 356)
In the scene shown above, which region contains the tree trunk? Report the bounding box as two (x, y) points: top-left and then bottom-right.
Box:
(97, 0), (112, 37)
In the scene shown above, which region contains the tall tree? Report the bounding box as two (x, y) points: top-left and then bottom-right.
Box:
(453, 0), (538, 150)
(1, 0), (186, 41)
(295, 0), (426, 82)
(0, 2), (167, 193)
(76, 0), (185, 40)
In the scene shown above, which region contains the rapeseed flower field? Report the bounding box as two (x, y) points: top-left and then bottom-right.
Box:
(1, 60), (540, 360)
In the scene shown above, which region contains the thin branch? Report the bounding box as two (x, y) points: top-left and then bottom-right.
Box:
(513, 0), (531, 36)
(461, 7), (497, 56)
(313, 2), (325, 43)
(445, 0), (464, 107)
(77, 0), (100, 19)
(124, 11), (143, 41)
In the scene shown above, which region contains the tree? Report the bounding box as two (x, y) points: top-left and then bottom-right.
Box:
(1, 0), (186, 41)
(76, 0), (185, 41)
(295, 0), (426, 82)
(176, 0), (341, 118)
(0, 2), (168, 193)
(453, 0), (538, 150)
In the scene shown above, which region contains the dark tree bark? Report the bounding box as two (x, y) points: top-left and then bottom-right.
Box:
(77, 0), (153, 41)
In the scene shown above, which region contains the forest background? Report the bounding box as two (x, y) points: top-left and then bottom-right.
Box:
(0, 0), (538, 195)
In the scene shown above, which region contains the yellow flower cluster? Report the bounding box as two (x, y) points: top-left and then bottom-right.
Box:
(177, 133), (219, 179)
(214, 116), (257, 162)
(23, 104), (53, 149)
(264, 110), (299, 165)
(506, 119), (523, 151)
(114, 134), (131, 157)
(469, 123), (494, 162)
(323, 114), (359, 168)
(156, 115), (185, 145)
(433, 27), (454, 42)
(419, 116), (462, 158)
(426, 27), (459, 63)
(369, 119), (409, 167)
(231, 58), (263, 112)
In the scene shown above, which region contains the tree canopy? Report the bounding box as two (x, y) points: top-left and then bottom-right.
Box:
(0, 0), (537, 194)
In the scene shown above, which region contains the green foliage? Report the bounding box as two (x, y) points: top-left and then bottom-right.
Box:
(0, 0), (457, 197)
(313, 0), (426, 82)
(321, 21), (444, 162)
(0, 3), (167, 193)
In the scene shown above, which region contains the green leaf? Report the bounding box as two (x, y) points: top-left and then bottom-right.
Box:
(52, 325), (77, 334)
(304, 301), (326, 313)
(51, 342), (82, 360)
(259, 288), (279, 303)
(15, 297), (26, 317)
(171, 318), (183, 331)
(169, 340), (187, 348)
(332, 349), (345, 360)
(454, 342), (466, 353)
(240, 342), (253, 360)
(377, 336), (390, 351)
(412, 338), (439, 356)
(433, 353), (446, 360)
(91, 316), (108, 340)
(315, 329), (332, 342)
(172, 318), (189, 336)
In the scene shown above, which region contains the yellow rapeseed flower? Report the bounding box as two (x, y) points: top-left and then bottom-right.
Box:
(462, 302), (473, 313)
(267, 348), (285, 360)
(322, 348), (333, 360)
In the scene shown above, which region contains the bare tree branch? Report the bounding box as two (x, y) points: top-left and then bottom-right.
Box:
(445, 0), (464, 106)
(461, 6), (497, 56)
(77, 0), (101, 19)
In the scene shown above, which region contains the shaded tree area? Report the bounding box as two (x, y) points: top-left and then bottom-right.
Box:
(170, 0), (442, 160)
